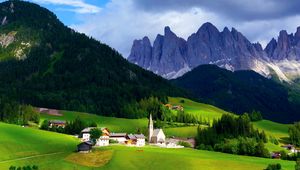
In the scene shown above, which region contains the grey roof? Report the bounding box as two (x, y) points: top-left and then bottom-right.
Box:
(127, 134), (137, 140)
(49, 120), (66, 124)
(81, 127), (107, 133)
(134, 134), (145, 139)
(153, 129), (163, 137)
(110, 133), (127, 137)
(81, 127), (94, 133)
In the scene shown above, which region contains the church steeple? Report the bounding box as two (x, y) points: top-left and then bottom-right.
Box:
(148, 114), (153, 143)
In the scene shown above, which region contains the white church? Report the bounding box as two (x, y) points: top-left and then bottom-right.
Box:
(148, 114), (166, 144)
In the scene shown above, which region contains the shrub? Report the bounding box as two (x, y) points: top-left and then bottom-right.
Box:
(109, 139), (119, 144)
(265, 163), (281, 170)
(177, 141), (192, 148)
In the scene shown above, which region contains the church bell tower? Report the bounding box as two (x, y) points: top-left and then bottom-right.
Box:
(148, 114), (153, 143)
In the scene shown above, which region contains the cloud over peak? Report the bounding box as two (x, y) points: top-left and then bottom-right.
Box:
(31, 0), (101, 14)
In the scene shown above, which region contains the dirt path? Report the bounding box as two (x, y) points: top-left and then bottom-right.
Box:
(0, 152), (65, 164)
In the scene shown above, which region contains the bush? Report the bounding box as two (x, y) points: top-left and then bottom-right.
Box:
(9, 165), (38, 170)
(296, 158), (300, 170)
(265, 163), (281, 170)
(249, 110), (263, 122)
(109, 139), (119, 144)
(177, 141), (192, 148)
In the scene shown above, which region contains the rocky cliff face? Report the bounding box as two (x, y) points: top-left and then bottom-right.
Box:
(128, 22), (300, 82)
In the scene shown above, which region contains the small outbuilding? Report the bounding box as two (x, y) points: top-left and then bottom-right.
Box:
(77, 141), (93, 153)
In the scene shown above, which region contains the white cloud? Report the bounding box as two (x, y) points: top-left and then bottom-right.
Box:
(31, 0), (101, 14)
(71, 0), (300, 57)
(72, 0), (221, 57)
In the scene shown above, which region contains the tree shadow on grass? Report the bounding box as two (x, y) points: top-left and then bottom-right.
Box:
(278, 137), (290, 144)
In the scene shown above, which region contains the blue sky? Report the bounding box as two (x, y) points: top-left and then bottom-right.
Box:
(30, 0), (109, 25)
(1, 0), (300, 58)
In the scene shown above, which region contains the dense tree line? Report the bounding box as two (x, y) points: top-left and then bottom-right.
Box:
(0, 97), (39, 125)
(289, 122), (300, 147)
(196, 114), (269, 158)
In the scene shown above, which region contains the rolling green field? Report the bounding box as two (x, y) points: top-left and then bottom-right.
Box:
(253, 120), (290, 139)
(0, 122), (89, 170)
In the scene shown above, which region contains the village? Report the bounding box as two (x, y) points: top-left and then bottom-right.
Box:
(42, 105), (300, 158)
(46, 111), (186, 153)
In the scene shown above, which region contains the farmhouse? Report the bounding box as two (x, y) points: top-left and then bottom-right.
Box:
(148, 114), (166, 144)
(80, 127), (110, 146)
(48, 120), (66, 128)
(164, 104), (184, 111)
(77, 141), (93, 153)
(109, 133), (127, 143)
(282, 144), (298, 153)
(126, 134), (145, 146)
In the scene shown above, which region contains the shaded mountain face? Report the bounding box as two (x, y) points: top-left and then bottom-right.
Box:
(0, 1), (185, 118)
(172, 65), (299, 123)
(128, 22), (300, 82)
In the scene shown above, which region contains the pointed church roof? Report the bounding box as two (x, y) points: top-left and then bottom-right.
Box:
(148, 114), (153, 126)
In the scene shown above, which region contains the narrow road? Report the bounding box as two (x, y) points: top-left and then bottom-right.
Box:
(0, 152), (65, 164)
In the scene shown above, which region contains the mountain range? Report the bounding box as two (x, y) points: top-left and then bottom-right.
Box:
(128, 22), (300, 82)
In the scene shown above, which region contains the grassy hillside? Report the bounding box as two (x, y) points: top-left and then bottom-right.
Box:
(168, 97), (230, 121)
(0, 123), (295, 170)
(100, 146), (295, 170)
(253, 120), (290, 139)
(40, 97), (230, 137)
(0, 122), (88, 169)
(41, 110), (148, 134)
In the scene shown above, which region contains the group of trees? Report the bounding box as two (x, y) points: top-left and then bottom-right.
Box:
(196, 114), (269, 158)
(248, 110), (263, 122)
(0, 97), (40, 125)
(289, 122), (300, 146)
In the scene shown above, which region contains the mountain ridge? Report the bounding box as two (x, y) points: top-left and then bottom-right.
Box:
(171, 64), (299, 123)
(0, 0), (185, 118)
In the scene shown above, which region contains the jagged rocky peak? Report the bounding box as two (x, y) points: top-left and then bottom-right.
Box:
(295, 27), (300, 38)
(128, 36), (152, 67)
(128, 22), (300, 82)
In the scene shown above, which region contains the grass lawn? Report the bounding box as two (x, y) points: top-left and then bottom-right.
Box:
(0, 122), (89, 170)
(168, 97), (230, 122)
(253, 120), (290, 139)
(65, 149), (113, 168)
(100, 146), (295, 170)
(164, 126), (204, 138)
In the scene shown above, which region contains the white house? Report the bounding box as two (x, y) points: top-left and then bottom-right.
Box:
(80, 127), (110, 146)
(135, 134), (146, 146)
(148, 114), (166, 144)
(109, 133), (127, 143)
